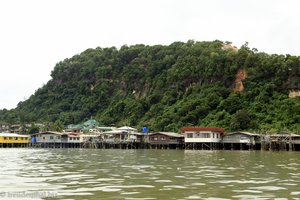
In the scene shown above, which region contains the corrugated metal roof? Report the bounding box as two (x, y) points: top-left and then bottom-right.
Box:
(149, 132), (184, 138)
(102, 130), (128, 134)
(117, 126), (137, 131)
(271, 133), (300, 137)
(225, 132), (260, 136)
(32, 131), (65, 136)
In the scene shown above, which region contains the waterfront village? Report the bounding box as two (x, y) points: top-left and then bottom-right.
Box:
(0, 119), (300, 151)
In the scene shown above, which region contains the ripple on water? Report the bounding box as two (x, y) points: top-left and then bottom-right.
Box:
(216, 179), (276, 184)
(59, 192), (94, 196)
(174, 176), (185, 178)
(232, 194), (275, 199)
(121, 165), (155, 169)
(1, 149), (300, 200)
(96, 178), (124, 181)
(163, 185), (186, 189)
(291, 191), (300, 195)
(233, 189), (263, 194)
(281, 183), (297, 186)
(107, 185), (155, 189)
(185, 195), (201, 199)
(125, 198), (157, 200)
(249, 186), (287, 191)
(121, 192), (140, 195)
(66, 185), (156, 193)
(154, 180), (172, 183)
(190, 183), (206, 186)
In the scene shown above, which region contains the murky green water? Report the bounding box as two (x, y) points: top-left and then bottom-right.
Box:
(0, 149), (300, 200)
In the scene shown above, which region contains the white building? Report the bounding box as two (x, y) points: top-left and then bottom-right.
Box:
(33, 131), (67, 143)
(32, 131), (99, 144)
(181, 127), (224, 143)
(101, 126), (141, 142)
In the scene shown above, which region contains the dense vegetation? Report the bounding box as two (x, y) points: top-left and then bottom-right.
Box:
(1, 40), (300, 133)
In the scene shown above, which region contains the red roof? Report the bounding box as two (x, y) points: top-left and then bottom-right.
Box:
(68, 132), (82, 136)
(181, 127), (225, 134)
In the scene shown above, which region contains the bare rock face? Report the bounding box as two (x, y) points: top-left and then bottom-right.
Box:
(222, 43), (238, 52)
(289, 90), (300, 98)
(233, 69), (247, 93)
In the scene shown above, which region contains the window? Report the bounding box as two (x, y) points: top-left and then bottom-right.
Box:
(50, 136), (54, 140)
(43, 137), (45, 140)
(187, 133), (193, 138)
(154, 137), (158, 140)
(199, 133), (210, 138)
(77, 137), (80, 140)
(4, 137), (7, 140)
(161, 137), (166, 140)
(57, 136), (61, 139)
(213, 133), (215, 138)
(15, 137), (18, 140)
(9, 137), (12, 140)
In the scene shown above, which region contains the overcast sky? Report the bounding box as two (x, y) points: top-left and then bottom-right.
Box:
(0, 0), (300, 109)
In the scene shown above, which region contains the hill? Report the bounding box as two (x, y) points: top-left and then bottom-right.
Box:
(1, 40), (300, 132)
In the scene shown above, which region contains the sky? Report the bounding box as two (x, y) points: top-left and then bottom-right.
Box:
(0, 0), (300, 109)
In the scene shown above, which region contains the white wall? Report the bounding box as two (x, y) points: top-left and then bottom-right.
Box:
(35, 134), (62, 143)
(68, 136), (82, 143)
(184, 131), (222, 143)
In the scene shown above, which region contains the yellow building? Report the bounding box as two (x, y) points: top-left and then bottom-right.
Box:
(0, 133), (30, 146)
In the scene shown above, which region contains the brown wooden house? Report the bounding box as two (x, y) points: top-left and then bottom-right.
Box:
(147, 132), (184, 149)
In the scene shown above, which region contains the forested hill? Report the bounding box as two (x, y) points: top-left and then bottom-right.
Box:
(1, 40), (300, 132)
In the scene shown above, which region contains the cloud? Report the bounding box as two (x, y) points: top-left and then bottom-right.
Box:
(1, 0), (300, 109)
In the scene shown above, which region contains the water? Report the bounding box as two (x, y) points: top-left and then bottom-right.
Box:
(0, 149), (300, 200)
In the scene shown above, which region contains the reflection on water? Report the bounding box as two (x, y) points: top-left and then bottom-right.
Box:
(0, 149), (300, 199)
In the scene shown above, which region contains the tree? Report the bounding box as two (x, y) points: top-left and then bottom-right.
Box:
(28, 126), (39, 134)
(52, 120), (64, 132)
(231, 110), (251, 130)
(1, 40), (299, 133)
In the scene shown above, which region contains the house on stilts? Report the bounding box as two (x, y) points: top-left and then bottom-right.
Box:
(147, 132), (184, 149)
(222, 131), (261, 150)
(181, 127), (224, 150)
